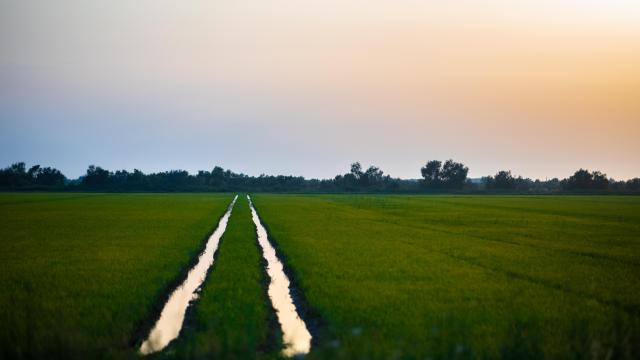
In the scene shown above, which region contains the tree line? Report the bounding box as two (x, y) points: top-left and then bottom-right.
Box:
(1, 160), (639, 193)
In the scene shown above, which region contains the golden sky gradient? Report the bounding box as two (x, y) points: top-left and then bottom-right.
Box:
(1, 0), (639, 178)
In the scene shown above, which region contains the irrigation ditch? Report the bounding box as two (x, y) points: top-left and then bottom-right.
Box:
(248, 195), (313, 357)
(137, 195), (238, 354)
(133, 194), (322, 357)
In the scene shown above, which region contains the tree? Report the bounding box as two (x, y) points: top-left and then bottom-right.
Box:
(563, 169), (591, 190)
(486, 170), (516, 190)
(0, 162), (29, 187)
(33, 167), (65, 186)
(27, 165), (41, 179)
(350, 162), (363, 179)
(82, 165), (111, 187)
(591, 171), (609, 190)
(421, 159), (468, 189)
(211, 166), (225, 180)
(627, 178), (640, 191)
(494, 171), (515, 189)
(563, 169), (609, 191)
(362, 165), (384, 186)
(334, 162), (362, 190)
(10, 162), (27, 176)
(210, 166), (225, 189)
(334, 162), (390, 190)
(563, 169), (610, 190)
(0, 163), (65, 188)
(420, 160), (442, 187)
(440, 160), (469, 189)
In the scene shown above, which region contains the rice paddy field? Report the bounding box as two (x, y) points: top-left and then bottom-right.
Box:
(252, 195), (640, 359)
(0, 193), (234, 359)
(164, 195), (274, 360)
(1, 193), (639, 359)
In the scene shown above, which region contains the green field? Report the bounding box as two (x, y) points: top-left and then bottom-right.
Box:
(164, 195), (275, 359)
(252, 195), (640, 359)
(1, 193), (639, 359)
(0, 193), (234, 359)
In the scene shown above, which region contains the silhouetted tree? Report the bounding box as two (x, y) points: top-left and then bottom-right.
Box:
(420, 159), (468, 189)
(440, 160), (469, 189)
(27, 165), (40, 179)
(211, 166), (225, 187)
(421, 160), (442, 187)
(0, 162), (28, 187)
(627, 178), (640, 191)
(0, 162), (65, 188)
(33, 167), (66, 186)
(1, 160), (636, 193)
(350, 162), (363, 179)
(591, 171), (609, 190)
(332, 162), (392, 190)
(362, 166), (384, 186)
(82, 165), (111, 187)
(485, 170), (517, 190)
(563, 169), (609, 191)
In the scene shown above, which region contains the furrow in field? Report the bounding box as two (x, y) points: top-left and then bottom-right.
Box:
(427, 244), (640, 316)
(332, 198), (640, 308)
(139, 195), (238, 355)
(236, 195), (640, 358)
(363, 216), (640, 314)
(334, 197), (640, 262)
(378, 218), (640, 267)
(248, 195), (313, 357)
(0, 193), (105, 206)
(426, 197), (640, 228)
(166, 194), (274, 358)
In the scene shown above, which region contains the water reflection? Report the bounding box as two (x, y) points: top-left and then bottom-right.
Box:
(139, 195), (238, 355)
(248, 195), (312, 357)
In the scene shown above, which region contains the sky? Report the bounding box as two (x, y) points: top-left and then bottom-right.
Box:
(1, 0), (639, 180)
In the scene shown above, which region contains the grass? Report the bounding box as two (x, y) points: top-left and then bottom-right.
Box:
(0, 193), (233, 359)
(163, 195), (276, 359)
(252, 195), (640, 359)
(2, 193), (639, 359)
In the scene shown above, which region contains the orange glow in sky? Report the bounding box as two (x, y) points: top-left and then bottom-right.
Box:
(1, 0), (639, 179)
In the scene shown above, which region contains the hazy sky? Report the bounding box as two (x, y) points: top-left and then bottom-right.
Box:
(1, 0), (639, 179)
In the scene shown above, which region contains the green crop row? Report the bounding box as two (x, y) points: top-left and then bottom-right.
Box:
(2, 193), (639, 359)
